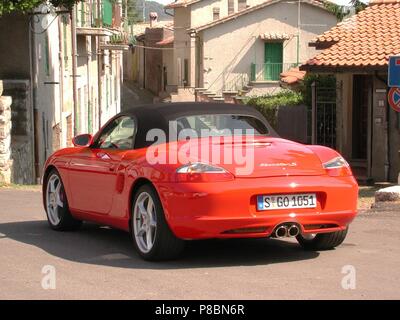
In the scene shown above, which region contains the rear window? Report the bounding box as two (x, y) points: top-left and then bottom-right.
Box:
(175, 114), (268, 138)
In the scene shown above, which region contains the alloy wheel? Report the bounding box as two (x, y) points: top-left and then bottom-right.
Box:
(133, 192), (157, 253)
(46, 174), (64, 226)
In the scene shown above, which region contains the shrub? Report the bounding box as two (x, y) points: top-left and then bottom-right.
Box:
(299, 74), (336, 107)
(244, 90), (304, 128)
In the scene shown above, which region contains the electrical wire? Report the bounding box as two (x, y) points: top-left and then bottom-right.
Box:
(131, 43), (197, 50)
(29, 12), (63, 34)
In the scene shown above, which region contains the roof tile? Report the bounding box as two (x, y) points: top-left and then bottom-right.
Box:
(304, 2), (400, 68)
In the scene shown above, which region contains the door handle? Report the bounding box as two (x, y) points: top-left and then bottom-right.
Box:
(109, 164), (116, 172)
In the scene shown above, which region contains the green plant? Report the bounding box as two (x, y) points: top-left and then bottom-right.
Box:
(323, 0), (367, 22)
(323, 1), (349, 21)
(110, 33), (128, 44)
(0, 0), (81, 15)
(123, 0), (141, 25)
(350, 0), (367, 14)
(299, 74), (336, 107)
(245, 90), (304, 128)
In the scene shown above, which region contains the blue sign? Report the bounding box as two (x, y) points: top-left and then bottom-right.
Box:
(388, 56), (400, 87)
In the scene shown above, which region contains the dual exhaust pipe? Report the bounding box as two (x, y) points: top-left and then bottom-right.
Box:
(274, 224), (300, 238)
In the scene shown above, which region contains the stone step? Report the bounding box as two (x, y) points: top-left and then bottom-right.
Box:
(375, 185), (400, 202)
(213, 96), (225, 102)
(222, 90), (239, 94)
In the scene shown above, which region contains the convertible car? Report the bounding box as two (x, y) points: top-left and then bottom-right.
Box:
(42, 103), (358, 260)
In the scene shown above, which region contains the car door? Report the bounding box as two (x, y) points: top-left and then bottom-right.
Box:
(68, 116), (136, 215)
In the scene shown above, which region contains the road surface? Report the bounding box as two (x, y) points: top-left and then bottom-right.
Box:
(0, 188), (399, 299)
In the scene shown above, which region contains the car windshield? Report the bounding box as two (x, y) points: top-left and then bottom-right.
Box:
(175, 114), (268, 138)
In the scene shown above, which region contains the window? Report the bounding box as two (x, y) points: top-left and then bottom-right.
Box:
(228, 0), (235, 15)
(94, 116), (135, 150)
(238, 0), (247, 11)
(213, 7), (220, 21)
(175, 114), (269, 138)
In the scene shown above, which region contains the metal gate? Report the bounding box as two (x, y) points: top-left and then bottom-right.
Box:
(311, 82), (340, 149)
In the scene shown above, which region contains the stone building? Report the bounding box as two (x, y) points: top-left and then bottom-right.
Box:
(0, 1), (127, 184)
(301, 0), (400, 182)
(164, 0), (337, 101)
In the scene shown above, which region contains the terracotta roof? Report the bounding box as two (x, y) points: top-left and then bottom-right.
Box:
(165, 0), (201, 9)
(303, 1), (400, 70)
(192, 0), (329, 32)
(260, 32), (291, 40)
(369, 0), (400, 3)
(280, 67), (306, 85)
(156, 36), (174, 46)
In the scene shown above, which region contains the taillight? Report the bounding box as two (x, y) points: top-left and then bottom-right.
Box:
(323, 157), (352, 177)
(176, 162), (234, 182)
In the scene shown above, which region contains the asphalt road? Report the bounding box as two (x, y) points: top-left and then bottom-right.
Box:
(0, 188), (399, 299)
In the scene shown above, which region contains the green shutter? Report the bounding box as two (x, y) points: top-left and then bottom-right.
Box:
(81, 2), (85, 26)
(44, 33), (50, 76)
(264, 42), (283, 81)
(63, 18), (68, 68)
(102, 0), (113, 26)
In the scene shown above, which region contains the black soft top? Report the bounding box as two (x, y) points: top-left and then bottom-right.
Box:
(114, 102), (276, 149)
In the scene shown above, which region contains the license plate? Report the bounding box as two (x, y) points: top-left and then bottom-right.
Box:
(257, 193), (317, 211)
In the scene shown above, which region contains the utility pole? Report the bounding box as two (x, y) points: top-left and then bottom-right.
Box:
(297, 0), (300, 65)
(71, 5), (78, 135)
(97, 0), (103, 129)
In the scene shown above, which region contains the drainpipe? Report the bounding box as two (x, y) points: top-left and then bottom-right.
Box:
(164, 8), (174, 17)
(71, 6), (78, 135)
(58, 17), (64, 146)
(375, 72), (390, 181)
(29, 15), (39, 183)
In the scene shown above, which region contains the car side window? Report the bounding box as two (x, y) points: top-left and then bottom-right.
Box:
(95, 116), (135, 150)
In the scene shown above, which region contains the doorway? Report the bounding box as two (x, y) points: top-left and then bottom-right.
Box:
(351, 75), (373, 178)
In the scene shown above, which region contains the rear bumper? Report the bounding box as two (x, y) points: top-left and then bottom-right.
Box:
(156, 175), (358, 239)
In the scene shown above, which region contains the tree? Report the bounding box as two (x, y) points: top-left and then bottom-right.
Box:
(123, 0), (142, 25)
(323, 0), (367, 22)
(0, 0), (81, 15)
(350, 0), (367, 14)
(323, 2), (350, 21)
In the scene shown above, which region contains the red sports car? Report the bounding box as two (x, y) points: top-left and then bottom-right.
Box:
(43, 103), (358, 261)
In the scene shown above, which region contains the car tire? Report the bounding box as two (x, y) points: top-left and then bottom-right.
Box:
(296, 228), (348, 250)
(131, 184), (185, 261)
(44, 169), (82, 231)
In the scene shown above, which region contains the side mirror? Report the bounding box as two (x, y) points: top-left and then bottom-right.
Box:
(72, 134), (93, 147)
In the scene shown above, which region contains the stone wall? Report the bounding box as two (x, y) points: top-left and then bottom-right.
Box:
(0, 80), (13, 183)
(2, 80), (36, 184)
